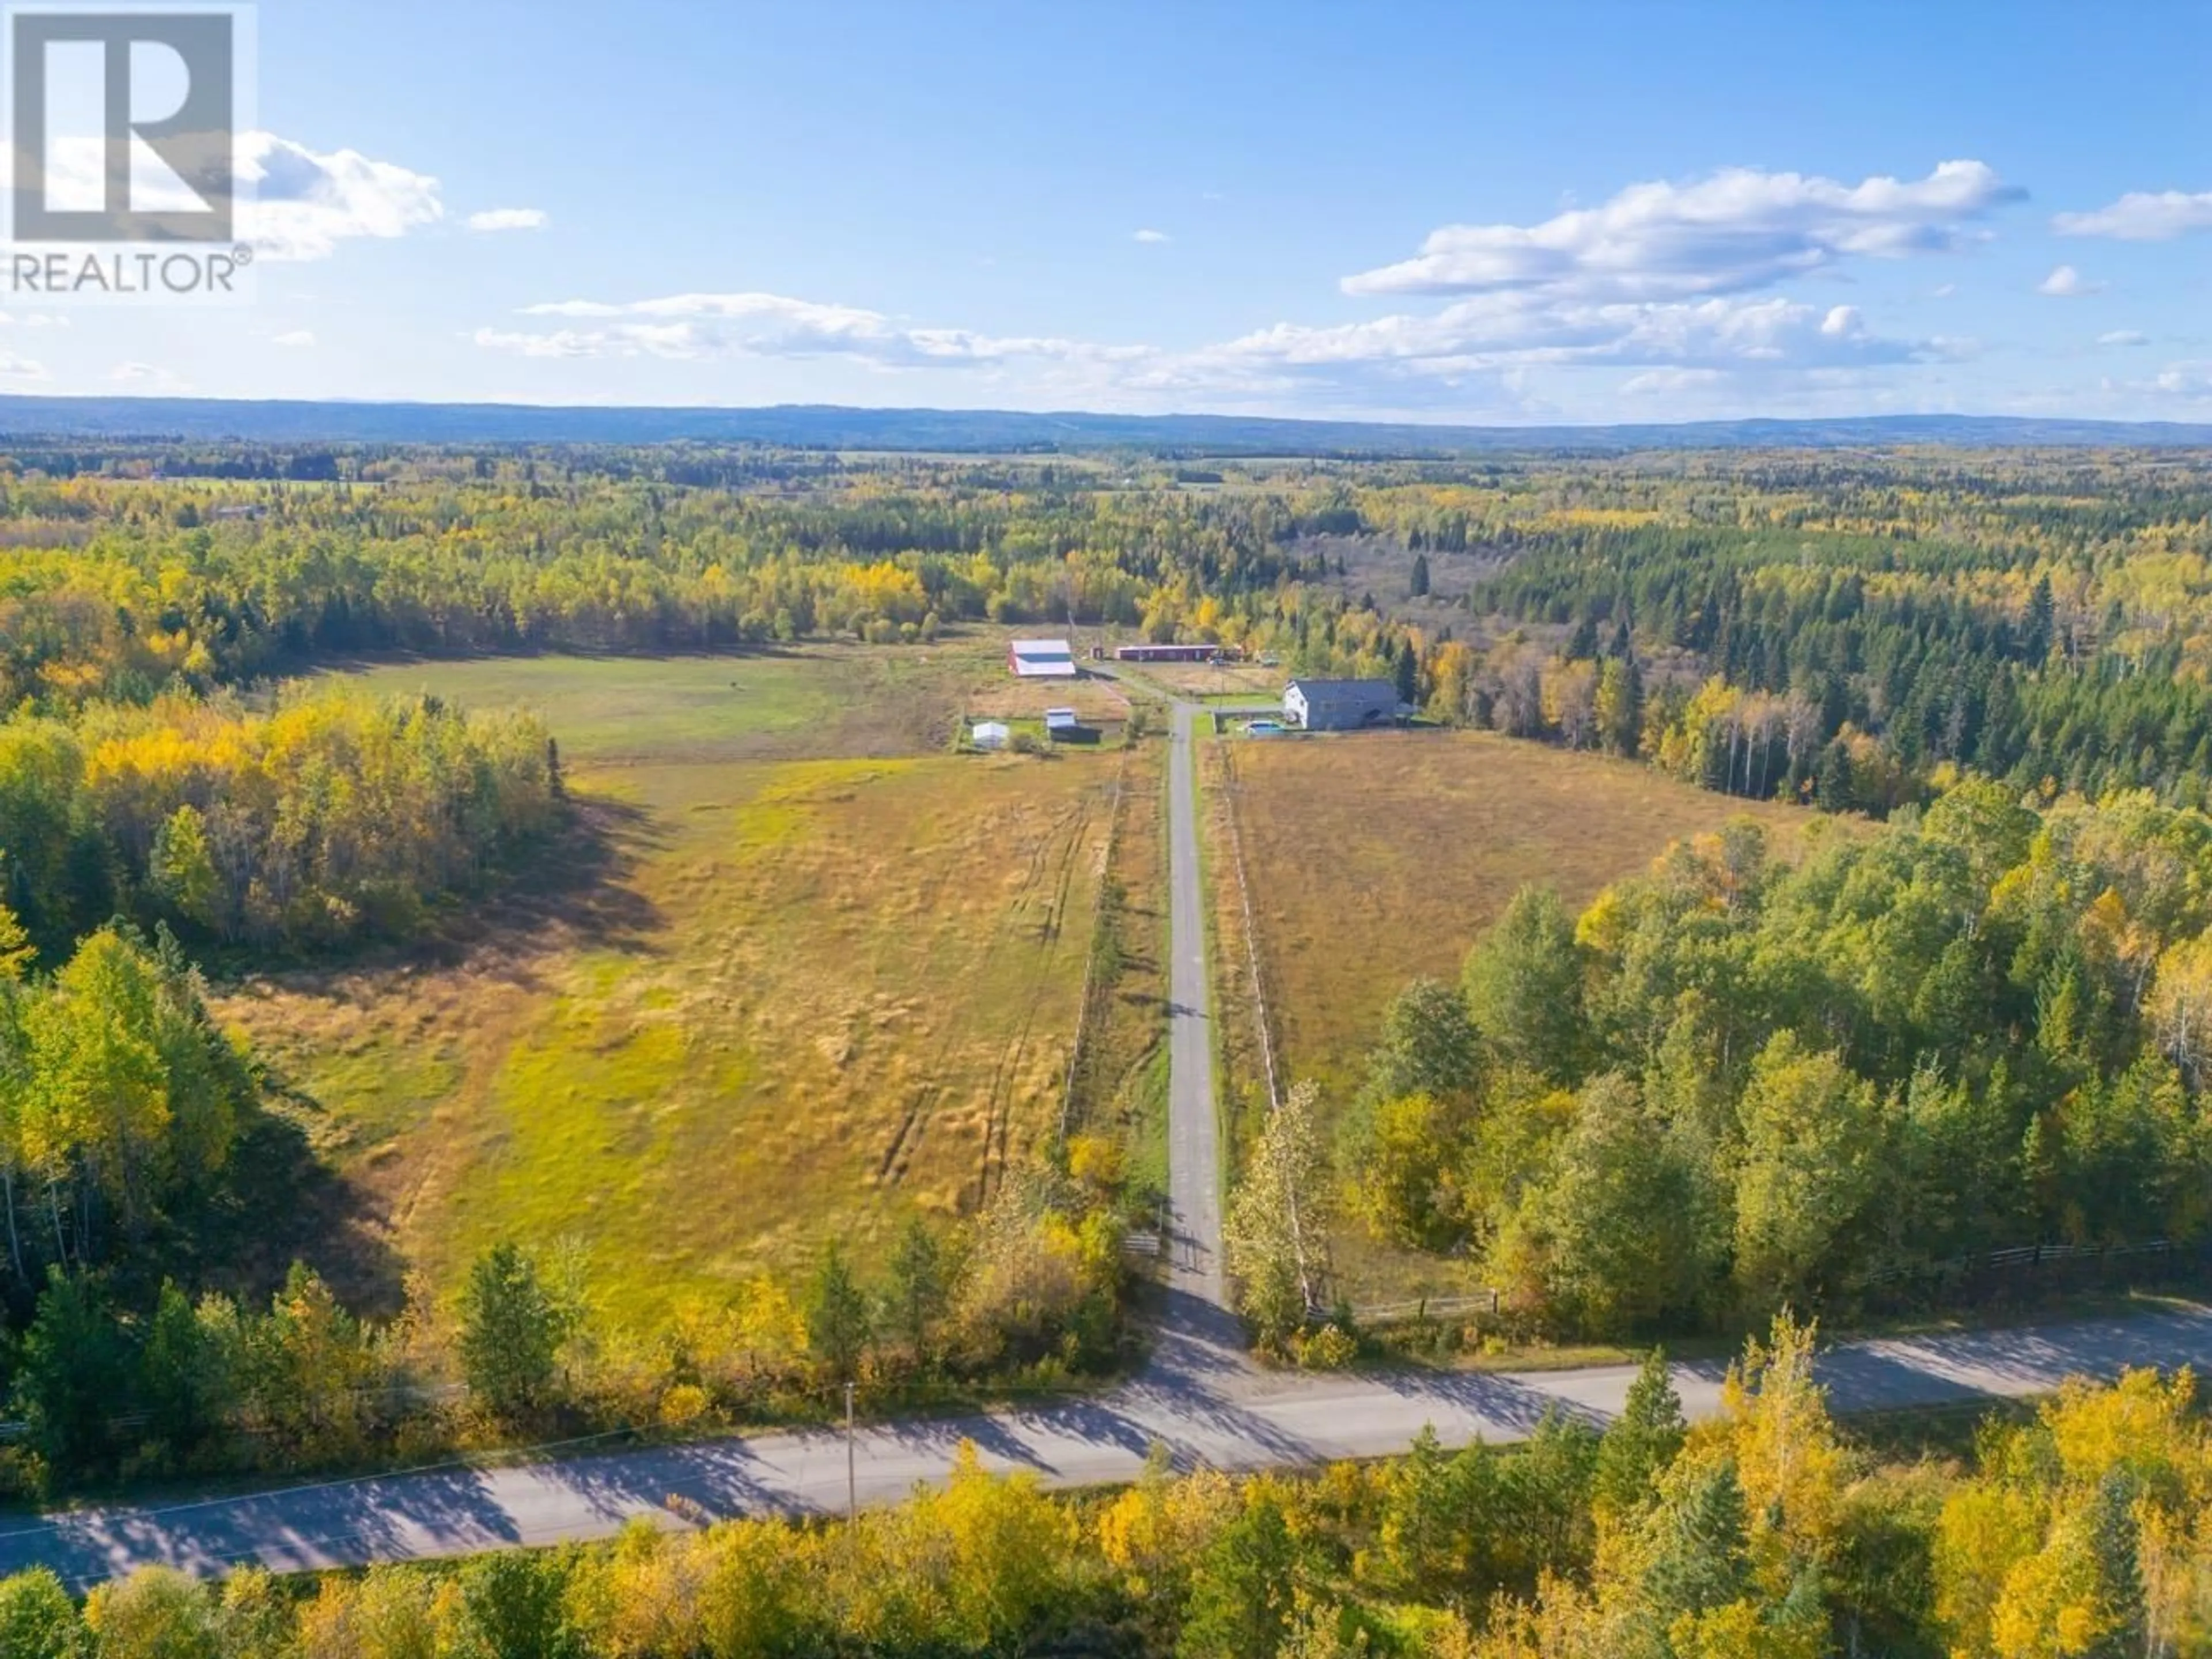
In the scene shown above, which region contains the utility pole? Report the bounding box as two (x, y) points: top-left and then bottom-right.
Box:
(844, 1380), (857, 1530)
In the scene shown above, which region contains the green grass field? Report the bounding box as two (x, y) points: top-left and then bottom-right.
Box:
(221, 641), (1135, 1329)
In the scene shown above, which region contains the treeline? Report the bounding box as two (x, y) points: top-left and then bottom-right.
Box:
(6, 1328), (2209, 1657)
(1446, 492), (2212, 813)
(13, 452), (2212, 830)
(1299, 784), (2212, 1338)
(1190, 455), (2212, 823)
(1, 1156), (1128, 1499)
(0, 474), (1324, 705)
(0, 686), (560, 960)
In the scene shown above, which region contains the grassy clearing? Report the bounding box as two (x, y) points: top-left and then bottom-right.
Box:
(221, 639), (1141, 1330)
(1062, 738), (1171, 1209)
(320, 645), (973, 766)
(1208, 729), (1828, 1302)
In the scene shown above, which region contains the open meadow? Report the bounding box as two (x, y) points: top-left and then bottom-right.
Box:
(217, 641), (1143, 1330)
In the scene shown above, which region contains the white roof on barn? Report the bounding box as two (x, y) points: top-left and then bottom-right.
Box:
(1010, 638), (1077, 677)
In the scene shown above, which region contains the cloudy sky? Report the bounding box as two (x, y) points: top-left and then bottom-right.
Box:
(31, 0), (2212, 423)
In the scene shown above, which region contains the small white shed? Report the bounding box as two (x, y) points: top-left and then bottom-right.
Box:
(971, 720), (1012, 751)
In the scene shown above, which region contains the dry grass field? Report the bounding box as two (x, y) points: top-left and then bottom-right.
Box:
(219, 639), (1133, 1329)
(1127, 661), (1286, 701)
(1219, 728), (1827, 1098)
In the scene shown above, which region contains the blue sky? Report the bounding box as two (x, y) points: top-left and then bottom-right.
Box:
(37, 0), (2212, 422)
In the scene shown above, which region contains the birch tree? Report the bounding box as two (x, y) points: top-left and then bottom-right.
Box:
(1225, 1080), (1330, 1344)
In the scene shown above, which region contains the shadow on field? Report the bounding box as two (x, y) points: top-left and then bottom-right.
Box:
(426, 794), (669, 969)
(210, 795), (669, 1315)
(160, 1107), (412, 1317)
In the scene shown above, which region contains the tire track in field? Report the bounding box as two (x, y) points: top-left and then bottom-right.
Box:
(972, 785), (1098, 1204)
(876, 795), (1072, 1190)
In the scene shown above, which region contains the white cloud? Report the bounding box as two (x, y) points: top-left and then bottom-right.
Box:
(2097, 329), (2149, 348)
(238, 132), (443, 260)
(476, 159), (2006, 414)
(1192, 291), (1938, 380)
(485, 291), (1149, 370)
(480, 282), (1945, 397)
(1931, 282), (1957, 298)
(9, 128), (446, 260)
(467, 207), (549, 232)
(271, 329), (317, 348)
(1620, 367), (1727, 398)
(2151, 361), (2212, 397)
(1132, 228), (1170, 244)
(472, 327), (613, 359)
(2055, 190), (2212, 241)
(109, 361), (187, 390)
(0, 353), (44, 380)
(1340, 160), (2018, 301)
(2038, 264), (2103, 297)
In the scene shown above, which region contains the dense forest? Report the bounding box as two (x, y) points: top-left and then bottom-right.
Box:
(1282, 783), (2212, 1339)
(3, 1331), (2209, 1658)
(0, 687), (560, 958)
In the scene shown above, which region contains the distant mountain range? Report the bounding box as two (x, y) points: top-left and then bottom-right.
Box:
(0, 395), (2206, 454)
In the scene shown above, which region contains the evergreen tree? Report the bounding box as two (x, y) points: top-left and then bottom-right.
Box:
(458, 1243), (574, 1421)
(1179, 1495), (1299, 1659)
(1362, 979), (1480, 1105)
(2085, 1469), (2148, 1657)
(1596, 655), (1643, 758)
(885, 1216), (948, 1362)
(805, 1241), (873, 1381)
(453, 1550), (583, 1659)
(10, 1268), (131, 1487)
(1643, 1459), (1752, 1624)
(2024, 573), (2055, 664)
(1815, 739), (1857, 812)
(1594, 1349), (1685, 1514)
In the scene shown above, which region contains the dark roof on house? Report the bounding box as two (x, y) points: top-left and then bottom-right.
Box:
(1287, 677), (1397, 710)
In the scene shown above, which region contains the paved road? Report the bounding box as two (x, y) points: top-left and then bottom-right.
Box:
(9, 1309), (2212, 1585)
(1157, 699), (1243, 1380)
(9, 690), (2212, 1584)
